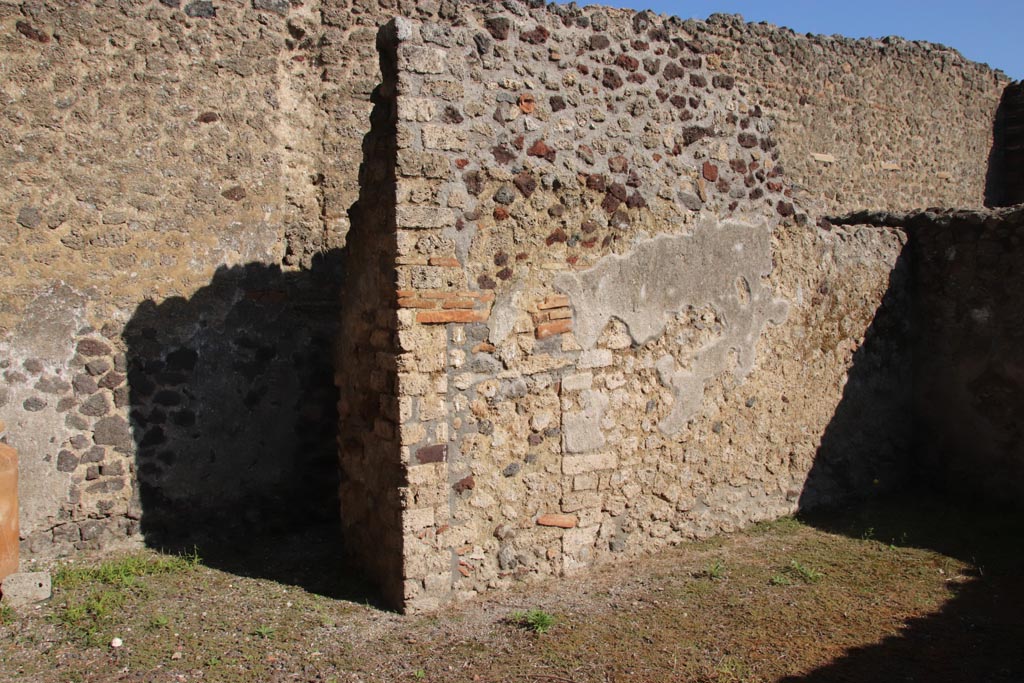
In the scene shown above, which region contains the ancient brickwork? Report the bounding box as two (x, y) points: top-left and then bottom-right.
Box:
(382, 13), (911, 612)
(0, 0), (1009, 609)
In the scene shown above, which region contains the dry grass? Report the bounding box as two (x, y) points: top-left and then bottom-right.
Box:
(2, 493), (1020, 683)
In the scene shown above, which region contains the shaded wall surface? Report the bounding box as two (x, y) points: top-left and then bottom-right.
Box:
(986, 81), (1024, 208)
(0, 0), (1008, 590)
(835, 207), (1024, 507)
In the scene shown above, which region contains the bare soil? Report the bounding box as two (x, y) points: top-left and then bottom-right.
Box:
(2, 493), (1021, 683)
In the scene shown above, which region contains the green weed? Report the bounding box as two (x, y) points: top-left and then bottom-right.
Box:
(0, 603), (14, 625)
(788, 560), (824, 584)
(252, 624), (276, 639)
(769, 573), (793, 586)
(701, 560), (726, 580)
(509, 608), (556, 634)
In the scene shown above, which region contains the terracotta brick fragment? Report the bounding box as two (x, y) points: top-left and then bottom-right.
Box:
(442, 298), (477, 309)
(536, 513), (578, 529)
(417, 309), (489, 324)
(538, 295), (570, 310)
(398, 298), (438, 309)
(536, 319), (572, 339)
(428, 256), (460, 267)
(415, 444), (447, 464)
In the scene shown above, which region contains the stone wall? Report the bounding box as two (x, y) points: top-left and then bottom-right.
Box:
(0, 0), (342, 557)
(0, 0), (1007, 605)
(695, 14), (1007, 214)
(378, 14), (911, 612)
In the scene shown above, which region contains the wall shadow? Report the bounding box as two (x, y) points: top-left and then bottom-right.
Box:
(985, 81), (1024, 208)
(123, 252), (377, 602)
(797, 243), (913, 511)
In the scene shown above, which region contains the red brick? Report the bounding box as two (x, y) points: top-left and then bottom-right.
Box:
(415, 444), (447, 464)
(417, 309), (489, 324)
(442, 298), (477, 309)
(536, 319), (572, 339)
(536, 513), (578, 529)
(538, 294), (570, 310)
(398, 298), (439, 309)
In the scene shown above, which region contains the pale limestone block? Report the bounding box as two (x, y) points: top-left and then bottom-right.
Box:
(418, 394), (446, 422)
(561, 490), (602, 513)
(561, 372), (593, 392)
(1, 572), (51, 607)
(399, 396), (414, 423)
(424, 572), (450, 593)
(403, 506), (436, 534)
(396, 205), (455, 229)
(563, 452), (618, 475)
(398, 45), (446, 74)
(422, 125), (466, 151)
(530, 410), (554, 432)
(401, 421), (426, 446)
(399, 97), (437, 122)
(407, 462), (443, 485)
(578, 349), (613, 369)
(402, 372), (430, 396)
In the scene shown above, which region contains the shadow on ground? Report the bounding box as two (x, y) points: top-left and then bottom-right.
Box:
(122, 251), (380, 605)
(786, 492), (1024, 683)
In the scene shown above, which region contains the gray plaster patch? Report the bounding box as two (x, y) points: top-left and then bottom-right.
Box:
(555, 216), (788, 434)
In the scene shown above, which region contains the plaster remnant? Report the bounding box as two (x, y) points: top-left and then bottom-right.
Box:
(555, 216), (788, 434)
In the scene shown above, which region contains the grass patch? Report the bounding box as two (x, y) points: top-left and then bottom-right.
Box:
(0, 603), (14, 625)
(508, 608), (556, 634)
(53, 549), (200, 590)
(50, 550), (200, 645)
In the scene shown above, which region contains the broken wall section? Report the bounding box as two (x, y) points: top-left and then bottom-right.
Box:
(385, 12), (912, 613)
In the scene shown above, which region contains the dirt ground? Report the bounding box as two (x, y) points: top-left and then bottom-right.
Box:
(2, 492), (1021, 683)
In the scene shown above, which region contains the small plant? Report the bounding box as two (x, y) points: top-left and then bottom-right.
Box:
(0, 603), (14, 625)
(702, 560), (726, 580)
(861, 526), (875, 541)
(769, 573), (793, 586)
(789, 560), (823, 584)
(149, 613), (169, 629)
(509, 608), (556, 634)
(413, 668), (426, 679)
(252, 624), (276, 639)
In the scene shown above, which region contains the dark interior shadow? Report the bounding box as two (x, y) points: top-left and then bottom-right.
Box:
(985, 81), (1024, 208)
(784, 493), (1024, 683)
(122, 251), (378, 603)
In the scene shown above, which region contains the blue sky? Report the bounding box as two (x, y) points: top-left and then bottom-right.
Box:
(576, 1), (1022, 80)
